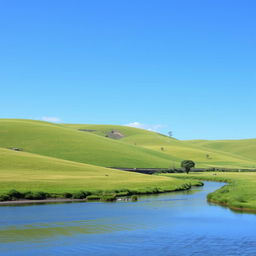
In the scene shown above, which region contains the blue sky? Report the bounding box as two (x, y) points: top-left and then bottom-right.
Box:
(0, 0), (255, 140)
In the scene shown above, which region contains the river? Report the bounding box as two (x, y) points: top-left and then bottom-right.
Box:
(0, 182), (256, 256)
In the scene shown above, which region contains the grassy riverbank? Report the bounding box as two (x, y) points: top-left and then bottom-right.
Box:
(0, 178), (202, 205)
(160, 172), (256, 212)
(0, 147), (203, 203)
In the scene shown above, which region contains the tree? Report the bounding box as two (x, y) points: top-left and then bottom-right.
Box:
(168, 131), (173, 137)
(181, 160), (195, 174)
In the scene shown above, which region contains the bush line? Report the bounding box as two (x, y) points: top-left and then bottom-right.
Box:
(0, 183), (199, 203)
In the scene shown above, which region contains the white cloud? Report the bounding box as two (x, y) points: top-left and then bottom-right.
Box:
(41, 116), (62, 123)
(125, 122), (164, 132)
(125, 122), (144, 129)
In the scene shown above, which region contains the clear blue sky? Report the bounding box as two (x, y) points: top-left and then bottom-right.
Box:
(0, 0), (255, 140)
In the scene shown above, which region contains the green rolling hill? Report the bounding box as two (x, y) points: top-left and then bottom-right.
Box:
(63, 123), (256, 169)
(187, 139), (256, 162)
(0, 118), (255, 195)
(0, 119), (178, 168)
(0, 147), (188, 194)
(0, 119), (255, 169)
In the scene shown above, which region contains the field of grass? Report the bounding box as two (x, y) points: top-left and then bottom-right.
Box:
(0, 119), (255, 170)
(0, 119), (179, 168)
(0, 147), (199, 195)
(187, 139), (256, 163)
(64, 123), (256, 169)
(160, 172), (256, 212)
(1, 119), (256, 202)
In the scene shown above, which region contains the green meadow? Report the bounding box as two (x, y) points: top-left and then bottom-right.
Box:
(1, 119), (255, 169)
(0, 119), (256, 205)
(187, 139), (256, 162)
(0, 147), (197, 194)
(64, 123), (256, 169)
(0, 119), (176, 168)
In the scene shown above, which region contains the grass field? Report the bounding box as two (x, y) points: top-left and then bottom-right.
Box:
(0, 119), (256, 202)
(0, 119), (178, 168)
(187, 139), (256, 162)
(0, 119), (255, 169)
(0, 147), (199, 195)
(64, 123), (256, 169)
(160, 172), (256, 212)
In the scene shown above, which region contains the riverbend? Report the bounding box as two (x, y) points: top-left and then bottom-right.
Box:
(0, 182), (256, 256)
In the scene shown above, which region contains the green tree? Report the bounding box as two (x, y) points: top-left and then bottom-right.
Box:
(168, 131), (173, 137)
(181, 160), (195, 174)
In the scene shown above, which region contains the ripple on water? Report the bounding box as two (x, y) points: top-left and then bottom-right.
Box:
(1, 182), (256, 256)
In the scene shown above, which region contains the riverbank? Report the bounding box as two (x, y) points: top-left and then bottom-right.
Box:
(0, 198), (86, 206)
(160, 172), (256, 213)
(0, 180), (203, 206)
(208, 199), (256, 214)
(3, 181), (256, 256)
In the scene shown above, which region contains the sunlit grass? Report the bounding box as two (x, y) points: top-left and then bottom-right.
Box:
(161, 172), (256, 212)
(0, 148), (197, 195)
(64, 123), (256, 169)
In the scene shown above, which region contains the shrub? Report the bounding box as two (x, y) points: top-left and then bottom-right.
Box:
(24, 191), (34, 200)
(72, 191), (87, 199)
(86, 195), (101, 201)
(32, 192), (47, 200)
(180, 183), (191, 190)
(7, 189), (23, 200)
(152, 188), (159, 194)
(131, 195), (138, 201)
(0, 194), (11, 201)
(100, 194), (117, 202)
(49, 193), (58, 198)
(63, 192), (73, 198)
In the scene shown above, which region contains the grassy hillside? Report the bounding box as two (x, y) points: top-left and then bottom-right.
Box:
(0, 119), (179, 168)
(1, 118), (256, 203)
(0, 119), (255, 170)
(63, 123), (155, 138)
(64, 124), (256, 169)
(187, 139), (256, 162)
(161, 172), (256, 213)
(0, 147), (191, 194)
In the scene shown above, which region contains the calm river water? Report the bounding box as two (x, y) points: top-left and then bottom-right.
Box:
(0, 182), (256, 256)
